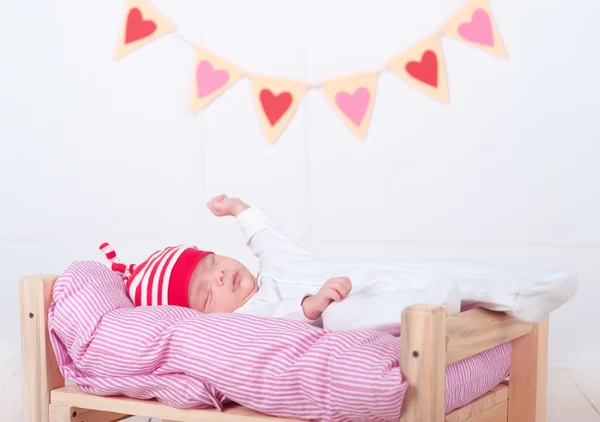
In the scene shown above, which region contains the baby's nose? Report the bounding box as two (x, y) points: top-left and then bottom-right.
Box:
(215, 270), (225, 286)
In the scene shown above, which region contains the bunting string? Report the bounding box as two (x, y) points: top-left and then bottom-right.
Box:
(114, 0), (508, 143)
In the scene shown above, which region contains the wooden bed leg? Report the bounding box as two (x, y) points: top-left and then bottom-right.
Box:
(399, 305), (446, 422)
(508, 317), (549, 422)
(19, 276), (65, 422)
(49, 404), (71, 422)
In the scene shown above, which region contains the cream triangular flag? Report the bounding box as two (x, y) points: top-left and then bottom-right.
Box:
(386, 35), (449, 104)
(190, 47), (245, 114)
(251, 76), (307, 144)
(320, 72), (379, 140)
(114, 0), (176, 60)
(440, 0), (508, 58)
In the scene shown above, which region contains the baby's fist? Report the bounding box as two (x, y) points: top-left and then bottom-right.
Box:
(207, 195), (249, 217)
(321, 277), (352, 301)
(301, 277), (352, 320)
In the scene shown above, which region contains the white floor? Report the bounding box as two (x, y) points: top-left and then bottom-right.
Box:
(1, 358), (599, 421)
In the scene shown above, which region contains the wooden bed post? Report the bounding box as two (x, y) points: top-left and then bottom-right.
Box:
(399, 304), (446, 422)
(19, 275), (65, 422)
(508, 318), (549, 422)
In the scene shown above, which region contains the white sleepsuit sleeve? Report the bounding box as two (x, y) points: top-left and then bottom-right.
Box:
(235, 207), (316, 267)
(234, 295), (321, 325)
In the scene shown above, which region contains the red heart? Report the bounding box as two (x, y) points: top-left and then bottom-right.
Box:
(405, 50), (438, 88)
(259, 89), (293, 126)
(124, 8), (157, 44)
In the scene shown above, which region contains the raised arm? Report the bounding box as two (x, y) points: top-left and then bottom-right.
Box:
(207, 194), (316, 267)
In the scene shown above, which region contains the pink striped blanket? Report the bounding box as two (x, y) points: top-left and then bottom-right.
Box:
(48, 261), (510, 422)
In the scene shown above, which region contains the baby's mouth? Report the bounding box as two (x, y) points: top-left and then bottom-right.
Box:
(231, 271), (239, 292)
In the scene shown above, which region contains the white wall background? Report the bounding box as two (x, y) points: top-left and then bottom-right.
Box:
(1, 0), (599, 368)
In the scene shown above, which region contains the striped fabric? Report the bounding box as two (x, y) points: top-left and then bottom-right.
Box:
(98, 242), (213, 308)
(48, 261), (510, 421)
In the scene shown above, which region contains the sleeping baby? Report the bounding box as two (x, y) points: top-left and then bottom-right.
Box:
(100, 194), (462, 330)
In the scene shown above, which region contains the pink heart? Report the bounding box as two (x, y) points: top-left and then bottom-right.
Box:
(335, 87), (370, 126)
(458, 9), (495, 46)
(196, 60), (230, 98)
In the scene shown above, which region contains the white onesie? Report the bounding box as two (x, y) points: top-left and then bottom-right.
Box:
(232, 207), (461, 330)
(232, 207), (578, 330)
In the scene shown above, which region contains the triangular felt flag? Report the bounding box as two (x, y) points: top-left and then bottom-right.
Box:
(190, 47), (245, 114)
(440, 0), (508, 59)
(251, 76), (307, 144)
(320, 72), (379, 140)
(386, 35), (449, 104)
(114, 0), (176, 60)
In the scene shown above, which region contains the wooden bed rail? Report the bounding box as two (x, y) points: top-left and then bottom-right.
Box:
(399, 304), (548, 422)
(445, 307), (534, 365)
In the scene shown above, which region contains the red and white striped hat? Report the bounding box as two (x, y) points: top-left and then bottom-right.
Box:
(99, 242), (213, 308)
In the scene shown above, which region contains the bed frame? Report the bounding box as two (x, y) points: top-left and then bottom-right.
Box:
(19, 274), (548, 422)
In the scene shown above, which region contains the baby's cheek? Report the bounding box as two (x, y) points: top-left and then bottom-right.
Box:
(244, 279), (256, 293)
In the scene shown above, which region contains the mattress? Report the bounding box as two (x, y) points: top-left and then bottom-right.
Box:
(48, 261), (511, 421)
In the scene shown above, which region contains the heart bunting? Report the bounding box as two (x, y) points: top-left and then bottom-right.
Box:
(386, 35), (449, 103)
(190, 47), (245, 114)
(440, 0), (508, 58)
(114, 0), (176, 60)
(251, 76), (307, 144)
(113, 0), (508, 143)
(320, 72), (379, 140)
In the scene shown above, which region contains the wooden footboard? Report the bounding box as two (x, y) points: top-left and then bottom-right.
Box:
(399, 304), (548, 422)
(20, 275), (548, 422)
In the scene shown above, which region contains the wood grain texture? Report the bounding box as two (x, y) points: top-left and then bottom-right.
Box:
(49, 404), (126, 422)
(70, 407), (130, 422)
(400, 304), (446, 422)
(508, 318), (549, 422)
(49, 404), (71, 422)
(462, 401), (507, 422)
(20, 275), (64, 422)
(446, 308), (533, 365)
(445, 385), (508, 421)
(51, 384), (299, 422)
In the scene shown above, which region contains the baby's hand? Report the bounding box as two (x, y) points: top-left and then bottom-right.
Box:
(207, 194), (249, 217)
(302, 277), (352, 320)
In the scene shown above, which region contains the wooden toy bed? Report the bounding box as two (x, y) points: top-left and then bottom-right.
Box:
(19, 275), (548, 422)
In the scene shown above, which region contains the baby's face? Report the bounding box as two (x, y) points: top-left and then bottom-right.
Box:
(188, 254), (258, 313)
